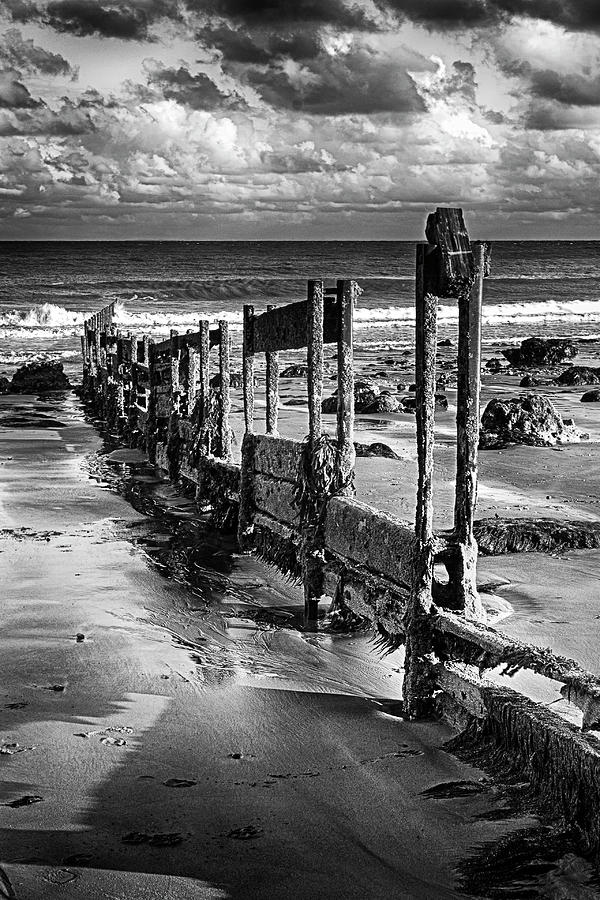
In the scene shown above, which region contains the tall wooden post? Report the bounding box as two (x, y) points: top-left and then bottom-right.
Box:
(199, 320), (210, 457)
(243, 305), (255, 434)
(336, 279), (356, 495)
(403, 244), (438, 719)
(265, 305), (279, 435)
(218, 320), (232, 461)
(188, 344), (199, 416)
(307, 281), (324, 448)
(170, 329), (180, 413)
(453, 241), (486, 620)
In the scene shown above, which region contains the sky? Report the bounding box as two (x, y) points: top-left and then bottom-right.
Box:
(0, 0), (599, 240)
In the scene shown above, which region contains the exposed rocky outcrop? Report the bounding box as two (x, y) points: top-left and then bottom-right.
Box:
(520, 374), (540, 388)
(503, 338), (577, 367)
(479, 394), (583, 449)
(354, 442), (401, 460)
(485, 358), (504, 373)
(401, 393), (448, 412)
(555, 366), (600, 386)
(10, 362), (70, 394)
(210, 372), (243, 389)
(581, 389), (600, 402)
(0, 376), (10, 394)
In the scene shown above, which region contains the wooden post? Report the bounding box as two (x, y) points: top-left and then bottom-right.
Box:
(453, 241), (487, 621)
(199, 320), (210, 457)
(403, 243), (438, 719)
(307, 281), (324, 448)
(243, 305), (255, 434)
(218, 320), (232, 461)
(187, 344), (199, 416)
(265, 304), (279, 435)
(336, 280), (356, 495)
(170, 329), (180, 413)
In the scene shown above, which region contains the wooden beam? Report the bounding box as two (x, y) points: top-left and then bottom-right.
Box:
(307, 281), (324, 448)
(243, 305), (255, 433)
(265, 305), (279, 435)
(219, 320), (232, 461)
(336, 279), (356, 495)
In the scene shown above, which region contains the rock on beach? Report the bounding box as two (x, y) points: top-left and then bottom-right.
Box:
(10, 361), (71, 394)
(503, 337), (578, 367)
(480, 393), (584, 449)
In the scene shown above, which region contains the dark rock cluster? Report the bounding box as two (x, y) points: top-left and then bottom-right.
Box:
(502, 337), (577, 367)
(8, 362), (71, 394)
(480, 393), (583, 449)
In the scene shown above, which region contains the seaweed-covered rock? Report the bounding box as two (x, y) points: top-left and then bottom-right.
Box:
(210, 372), (243, 389)
(485, 358), (504, 372)
(581, 389), (600, 402)
(354, 442), (401, 460)
(11, 361), (70, 394)
(401, 394), (447, 412)
(0, 375), (10, 394)
(362, 394), (401, 414)
(474, 517), (600, 555)
(520, 374), (540, 388)
(435, 393), (449, 410)
(321, 379), (380, 414)
(280, 364), (309, 378)
(480, 394), (582, 449)
(503, 338), (578, 367)
(556, 366), (600, 386)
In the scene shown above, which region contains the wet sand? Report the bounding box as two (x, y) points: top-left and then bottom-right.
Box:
(0, 393), (550, 899)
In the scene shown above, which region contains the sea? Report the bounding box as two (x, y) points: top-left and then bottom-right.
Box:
(1, 240), (599, 379)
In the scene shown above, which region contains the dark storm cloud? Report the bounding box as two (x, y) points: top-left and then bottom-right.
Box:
(0, 102), (94, 134)
(199, 24), (321, 64)
(246, 47), (429, 114)
(384, 0), (600, 32)
(146, 63), (243, 109)
(46, 0), (157, 40)
(0, 29), (76, 76)
(193, 0), (377, 29)
(528, 69), (600, 106)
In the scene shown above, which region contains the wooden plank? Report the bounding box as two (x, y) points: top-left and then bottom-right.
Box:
(251, 434), (303, 482)
(253, 296), (338, 353)
(243, 305), (255, 433)
(307, 281), (324, 446)
(324, 497), (416, 588)
(265, 304), (279, 435)
(424, 207), (474, 297)
(199, 320), (210, 457)
(253, 473), (298, 525)
(336, 280), (356, 494)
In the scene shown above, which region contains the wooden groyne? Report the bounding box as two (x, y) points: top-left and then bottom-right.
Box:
(81, 208), (600, 858)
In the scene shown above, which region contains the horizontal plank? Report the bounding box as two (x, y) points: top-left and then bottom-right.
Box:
(253, 473), (299, 526)
(251, 434), (304, 482)
(324, 497), (416, 588)
(323, 557), (408, 634)
(253, 296), (338, 354)
(433, 610), (600, 730)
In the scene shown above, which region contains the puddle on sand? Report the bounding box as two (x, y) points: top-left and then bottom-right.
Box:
(86, 435), (404, 700)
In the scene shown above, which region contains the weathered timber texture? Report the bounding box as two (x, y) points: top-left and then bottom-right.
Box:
(252, 473), (298, 526)
(424, 207), (474, 297)
(451, 240), (488, 620)
(324, 497), (416, 589)
(402, 243), (438, 719)
(251, 434), (303, 482)
(253, 296), (338, 353)
(336, 280), (356, 495)
(265, 304), (279, 435)
(323, 560), (408, 635)
(243, 305), (255, 433)
(218, 320), (232, 461)
(307, 281), (324, 446)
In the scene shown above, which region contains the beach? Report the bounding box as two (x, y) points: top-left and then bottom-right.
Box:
(3, 240), (600, 896)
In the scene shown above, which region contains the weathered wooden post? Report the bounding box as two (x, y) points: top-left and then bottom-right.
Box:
(243, 305), (255, 434)
(453, 240), (488, 621)
(187, 342), (199, 417)
(307, 281), (324, 448)
(170, 329), (180, 413)
(336, 279), (356, 495)
(402, 243), (438, 719)
(218, 320), (232, 461)
(265, 305), (279, 435)
(198, 320), (210, 458)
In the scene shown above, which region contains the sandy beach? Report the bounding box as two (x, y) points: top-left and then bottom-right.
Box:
(0, 390), (548, 900)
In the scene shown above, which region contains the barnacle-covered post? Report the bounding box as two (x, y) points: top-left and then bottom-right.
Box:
(453, 239), (489, 620)
(199, 320), (210, 458)
(307, 281), (324, 449)
(242, 305), (255, 434)
(265, 305), (279, 436)
(403, 241), (438, 718)
(336, 279), (357, 496)
(218, 319), (232, 461)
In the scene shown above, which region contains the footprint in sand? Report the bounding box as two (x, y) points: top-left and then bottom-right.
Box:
(5, 795), (43, 808)
(227, 825), (263, 840)
(0, 743), (35, 755)
(163, 778), (197, 788)
(122, 832), (184, 846)
(420, 780), (488, 799)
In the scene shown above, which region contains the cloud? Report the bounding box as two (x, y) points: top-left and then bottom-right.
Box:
(240, 42), (433, 114)
(0, 73), (42, 107)
(198, 24), (322, 64)
(384, 0), (600, 33)
(385, 0), (495, 29)
(0, 28), (76, 76)
(195, 0), (378, 29)
(143, 62), (244, 110)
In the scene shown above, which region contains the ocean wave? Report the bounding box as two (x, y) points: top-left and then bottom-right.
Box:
(3, 297), (600, 340)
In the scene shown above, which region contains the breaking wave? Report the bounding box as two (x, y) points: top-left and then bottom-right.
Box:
(2, 296), (600, 341)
